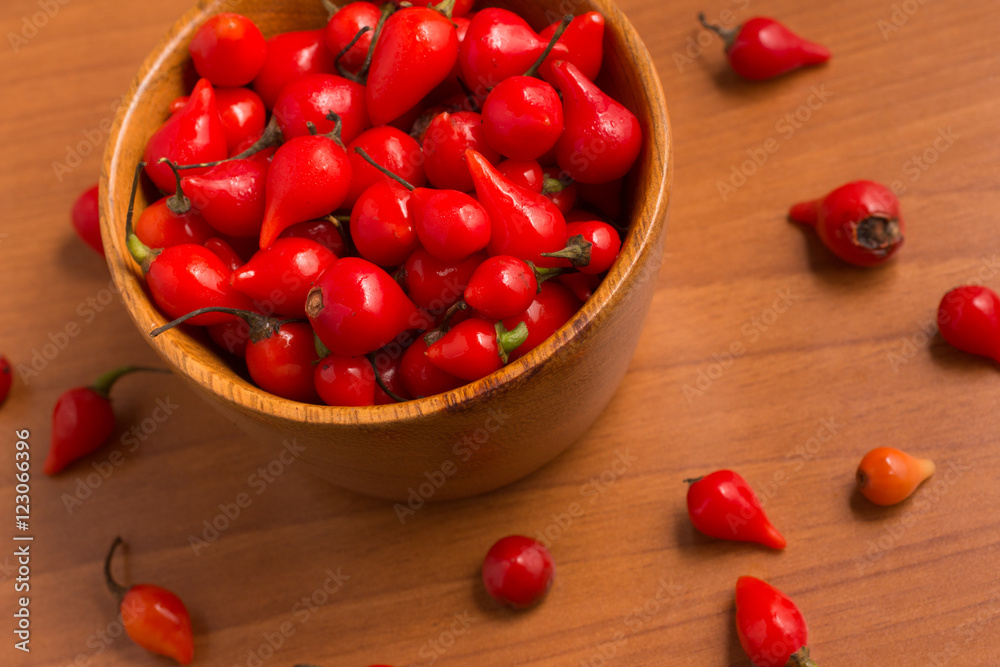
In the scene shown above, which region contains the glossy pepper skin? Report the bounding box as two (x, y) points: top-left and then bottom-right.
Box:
(856, 447), (935, 506)
(245, 321), (321, 403)
(482, 535), (555, 609)
(685, 470), (786, 549)
(549, 61), (642, 185)
(422, 111), (500, 193)
(464, 255), (538, 320)
(143, 78), (228, 194)
(542, 220), (621, 274)
(259, 133), (353, 248)
(789, 180), (904, 267)
(151, 308), (321, 403)
(459, 8), (567, 95)
(497, 159), (544, 192)
(181, 159), (268, 239)
(502, 281), (581, 362)
(411, 186), (491, 263)
(188, 13), (268, 87)
(124, 162), (255, 326)
(400, 336), (465, 398)
(71, 184), (104, 255)
(106, 537), (194, 665)
(937, 286), (1000, 362)
(365, 7), (459, 125)
(538, 12), (605, 84)
(45, 387), (115, 475)
(306, 257), (421, 357)
(203, 237), (244, 273)
(214, 86), (267, 155)
(253, 30), (337, 109)
(351, 181), (419, 267)
(143, 244), (256, 325)
(402, 249), (486, 311)
(346, 126), (426, 206)
(325, 2), (381, 73)
(231, 238), (338, 317)
(481, 76), (564, 162)
(314, 354), (377, 406)
(272, 73), (370, 145)
(425, 318), (528, 381)
(466, 149), (566, 267)
(135, 195), (214, 249)
(701, 15), (830, 80)
(44, 366), (164, 475)
(735, 576), (817, 667)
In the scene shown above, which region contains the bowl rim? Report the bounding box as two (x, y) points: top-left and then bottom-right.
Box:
(99, 0), (672, 427)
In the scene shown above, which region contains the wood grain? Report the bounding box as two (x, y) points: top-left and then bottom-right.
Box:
(1, 0), (999, 665)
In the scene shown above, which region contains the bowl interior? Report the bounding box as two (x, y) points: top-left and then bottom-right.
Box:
(100, 0), (671, 427)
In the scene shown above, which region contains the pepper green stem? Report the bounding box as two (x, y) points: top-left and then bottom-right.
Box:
(367, 353), (408, 403)
(126, 234), (157, 275)
(495, 321), (528, 364)
(354, 147), (415, 190)
(159, 158), (192, 215)
(423, 301), (469, 346)
(91, 366), (169, 400)
(524, 15), (572, 79)
(787, 647), (819, 667)
(324, 111), (346, 148)
(104, 536), (128, 602)
(697, 12), (738, 51)
(357, 3), (396, 82)
(334, 26), (373, 82)
(431, 0), (457, 20)
(124, 161), (160, 274)
(541, 174), (568, 195)
(306, 112), (345, 146)
(177, 115), (284, 170)
(150, 307), (300, 344)
(314, 333), (331, 360)
(526, 262), (569, 291)
(324, 214), (355, 258)
(539, 234), (593, 268)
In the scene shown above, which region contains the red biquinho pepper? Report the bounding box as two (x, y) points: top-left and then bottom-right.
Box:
(685, 470), (786, 549)
(937, 285), (1000, 362)
(425, 318), (529, 381)
(45, 366), (165, 475)
(736, 576), (817, 667)
(699, 14), (830, 80)
(788, 180), (904, 267)
(105, 537), (194, 664)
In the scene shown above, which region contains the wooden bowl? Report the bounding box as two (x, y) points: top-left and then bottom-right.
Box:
(100, 0), (671, 501)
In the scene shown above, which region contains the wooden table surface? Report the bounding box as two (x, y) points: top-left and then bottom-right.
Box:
(2, 0), (999, 665)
